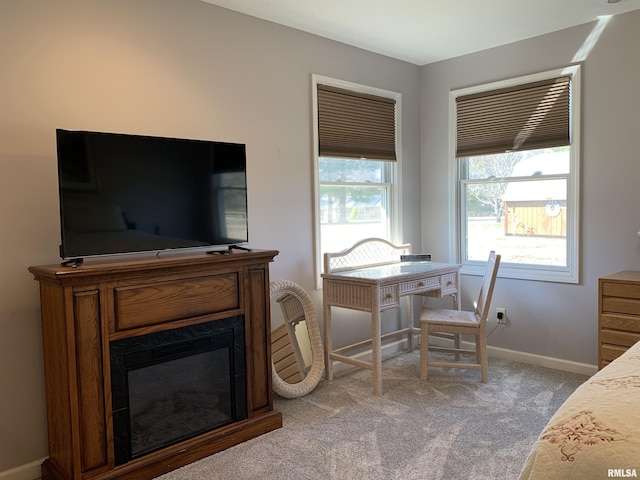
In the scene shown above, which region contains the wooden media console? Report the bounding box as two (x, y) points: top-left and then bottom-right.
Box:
(29, 249), (281, 480)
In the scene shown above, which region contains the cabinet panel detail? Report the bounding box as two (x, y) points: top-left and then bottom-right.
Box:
(247, 268), (270, 414)
(72, 289), (108, 473)
(113, 273), (239, 331)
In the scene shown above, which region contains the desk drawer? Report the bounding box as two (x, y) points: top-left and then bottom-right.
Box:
(440, 273), (458, 295)
(400, 276), (440, 295)
(380, 285), (399, 307)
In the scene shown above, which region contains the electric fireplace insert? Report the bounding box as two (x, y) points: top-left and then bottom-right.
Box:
(110, 316), (247, 465)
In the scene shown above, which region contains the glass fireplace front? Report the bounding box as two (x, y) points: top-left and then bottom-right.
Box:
(110, 316), (247, 465)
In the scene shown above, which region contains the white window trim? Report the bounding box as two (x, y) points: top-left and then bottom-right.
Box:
(312, 74), (402, 289)
(448, 65), (581, 283)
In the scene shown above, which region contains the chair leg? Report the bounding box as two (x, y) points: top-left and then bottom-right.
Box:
(454, 333), (461, 361)
(477, 334), (488, 383)
(419, 324), (428, 380)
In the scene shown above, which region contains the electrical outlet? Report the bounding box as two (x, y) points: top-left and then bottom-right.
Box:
(496, 307), (507, 324)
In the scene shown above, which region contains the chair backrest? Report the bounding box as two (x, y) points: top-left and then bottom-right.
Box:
(474, 251), (501, 324)
(323, 238), (411, 274)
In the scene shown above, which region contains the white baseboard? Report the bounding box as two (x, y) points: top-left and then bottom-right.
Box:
(330, 335), (598, 377)
(428, 335), (597, 376)
(485, 343), (597, 376)
(0, 458), (44, 480)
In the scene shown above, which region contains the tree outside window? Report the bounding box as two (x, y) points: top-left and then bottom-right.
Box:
(462, 147), (569, 267)
(319, 157), (391, 255)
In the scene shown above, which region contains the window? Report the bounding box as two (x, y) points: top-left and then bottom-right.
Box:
(312, 75), (401, 286)
(452, 66), (580, 283)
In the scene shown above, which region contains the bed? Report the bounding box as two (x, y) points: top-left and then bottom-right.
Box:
(518, 341), (640, 480)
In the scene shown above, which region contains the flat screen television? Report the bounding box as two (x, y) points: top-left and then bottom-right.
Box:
(56, 129), (249, 260)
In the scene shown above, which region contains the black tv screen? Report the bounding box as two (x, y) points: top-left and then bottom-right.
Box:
(56, 129), (248, 259)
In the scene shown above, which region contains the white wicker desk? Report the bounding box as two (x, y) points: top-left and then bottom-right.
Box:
(322, 261), (461, 395)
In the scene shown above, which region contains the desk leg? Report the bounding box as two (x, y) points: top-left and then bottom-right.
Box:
(453, 271), (461, 356)
(324, 301), (333, 382)
(371, 286), (382, 396)
(454, 269), (461, 310)
(406, 296), (413, 352)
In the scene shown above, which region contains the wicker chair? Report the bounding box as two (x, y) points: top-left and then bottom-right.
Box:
(419, 251), (500, 382)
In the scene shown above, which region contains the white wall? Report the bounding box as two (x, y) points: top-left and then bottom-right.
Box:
(420, 11), (640, 366)
(0, 0), (421, 473)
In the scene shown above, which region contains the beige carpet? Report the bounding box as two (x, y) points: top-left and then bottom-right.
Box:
(156, 351), (589, 480)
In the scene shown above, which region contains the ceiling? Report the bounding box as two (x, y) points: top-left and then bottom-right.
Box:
(201, 0), (640, 65)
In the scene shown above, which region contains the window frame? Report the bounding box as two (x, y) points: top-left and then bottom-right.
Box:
(449, 65), (581, 283)
(312, 74), (402, 288)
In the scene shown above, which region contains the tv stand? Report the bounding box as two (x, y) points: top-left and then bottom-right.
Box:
(229, 244), (252, 252)
(29, 250), (281, 480)
(206, 244), (253, 255)
(59, 257), (83, 268)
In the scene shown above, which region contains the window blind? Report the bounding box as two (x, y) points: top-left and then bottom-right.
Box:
(317, 84), (396, 161)
(456, 76), (571, 158)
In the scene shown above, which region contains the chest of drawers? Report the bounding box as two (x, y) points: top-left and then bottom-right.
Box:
(598, 271), (640, 369)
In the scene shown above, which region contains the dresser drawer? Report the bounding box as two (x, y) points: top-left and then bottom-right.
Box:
(601, 296), (640, 316)
(113, 273), (240, 331)
(600, 313), (640, 333)
(600, 343), (629, 363)
(598, 272), (640, 370)
(600, 328), (640, 347)
(601, 281), (640, 300)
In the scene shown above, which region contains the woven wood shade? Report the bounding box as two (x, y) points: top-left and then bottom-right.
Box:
(317, 84), (396, 161)
(456, 76), (571, 158)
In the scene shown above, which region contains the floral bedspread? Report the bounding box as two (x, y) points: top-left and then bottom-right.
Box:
(518, 341), (640, 480)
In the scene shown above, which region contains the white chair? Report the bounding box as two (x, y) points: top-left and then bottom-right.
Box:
(419, 251), (500, 382)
